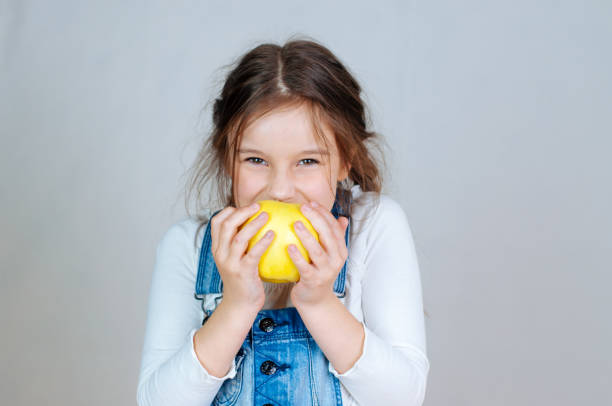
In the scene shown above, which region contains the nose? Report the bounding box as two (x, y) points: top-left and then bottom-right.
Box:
(267, 167), (296, 202)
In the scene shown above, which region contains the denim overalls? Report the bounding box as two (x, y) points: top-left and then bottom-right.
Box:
(194, 196), (351, 406)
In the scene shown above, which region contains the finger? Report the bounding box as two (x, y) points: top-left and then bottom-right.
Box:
(305, 204), (349, 265)
(310, 203), (349, 258)
(300, 204), (336, 254)
(230, 210), (269, 259)
(311, 203), (345, 242)
(217, 203), (261, 258)
(338, 216), (348, 231)
(287, 243), (316, 278)
(243, 228), (275, 267)
(293, 219), (327, 267)
(338, 216), (350, 251)
(210, 206), (236, 255)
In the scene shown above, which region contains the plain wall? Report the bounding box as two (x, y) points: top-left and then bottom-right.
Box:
(1, 1), (610, 405)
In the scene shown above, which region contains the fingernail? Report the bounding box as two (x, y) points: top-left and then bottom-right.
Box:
(295, 221), (304, 230)
(301, 204), (311, 212)
(251, 203), (259, 210)
(310, 201), (319, 208)
(265, 230), (274, 238)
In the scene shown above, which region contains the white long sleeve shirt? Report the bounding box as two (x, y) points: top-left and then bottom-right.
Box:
(137, 185), (430, 405)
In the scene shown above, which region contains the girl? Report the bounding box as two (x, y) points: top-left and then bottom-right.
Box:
(137, 37), (429, 406)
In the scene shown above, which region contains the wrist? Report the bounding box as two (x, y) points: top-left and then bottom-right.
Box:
(291, 289), (337, 309)
(219, 296), (263, 319)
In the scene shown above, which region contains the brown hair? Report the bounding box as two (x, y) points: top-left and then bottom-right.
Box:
(183, 35), (389, 247)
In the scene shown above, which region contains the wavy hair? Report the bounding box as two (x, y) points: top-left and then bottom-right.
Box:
(183, 36), (388, 247)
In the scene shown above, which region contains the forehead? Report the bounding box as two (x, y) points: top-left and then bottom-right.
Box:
(240, 103), (336, 150)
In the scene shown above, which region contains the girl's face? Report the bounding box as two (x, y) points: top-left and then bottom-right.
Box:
(232, 103), (350, 211)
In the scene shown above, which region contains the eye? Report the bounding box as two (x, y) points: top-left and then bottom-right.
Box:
(245, 157), (319, 166)
(245, 157), (266, 165)
(299, 158), (319, 166)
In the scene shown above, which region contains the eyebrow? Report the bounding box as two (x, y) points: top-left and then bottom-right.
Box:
(238, 147), (330, 156)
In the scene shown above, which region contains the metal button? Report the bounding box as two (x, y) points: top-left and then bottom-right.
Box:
(260, 360), (277, 375)
(259, 317), (276, 332)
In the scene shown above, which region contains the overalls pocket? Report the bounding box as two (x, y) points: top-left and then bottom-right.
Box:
(212, 347), (246, 406)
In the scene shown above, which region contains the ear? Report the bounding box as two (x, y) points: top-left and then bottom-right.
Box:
(338, 162), (351, 182)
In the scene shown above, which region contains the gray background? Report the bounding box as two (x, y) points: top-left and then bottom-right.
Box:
(1, 1), (610, 405)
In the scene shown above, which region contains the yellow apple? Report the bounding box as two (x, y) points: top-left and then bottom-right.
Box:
(239, 200), (319, 283)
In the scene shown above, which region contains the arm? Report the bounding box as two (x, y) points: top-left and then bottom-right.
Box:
(296, 196), (430, 405)
(294, 292), (365, 374)
(193, 298), (259, 378)
(136, 220), (247, 406)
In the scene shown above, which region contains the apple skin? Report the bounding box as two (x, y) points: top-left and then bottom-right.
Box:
(240, 200), (319, 283)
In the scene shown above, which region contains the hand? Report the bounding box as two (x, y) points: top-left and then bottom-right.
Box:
(288, 201), (350, 307)
(210, 203), (274, 311)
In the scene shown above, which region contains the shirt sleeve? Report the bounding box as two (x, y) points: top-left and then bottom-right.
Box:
(328, 196), (430, 406)
(136, 220), (237, 406)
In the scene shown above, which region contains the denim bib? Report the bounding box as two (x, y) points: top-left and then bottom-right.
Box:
(194, 197), (351, 405)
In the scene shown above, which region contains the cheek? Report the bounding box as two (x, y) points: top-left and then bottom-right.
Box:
(235, 166), (266, 191)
